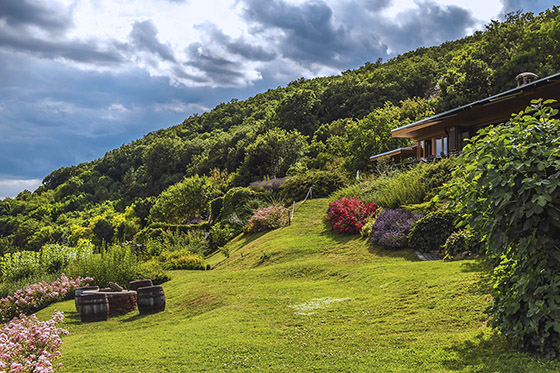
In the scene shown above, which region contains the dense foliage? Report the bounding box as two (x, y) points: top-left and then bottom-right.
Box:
(407, 211), (458, 253)
(326, 198), (377, 235)
(443, 101), (560, 357)
(1, 8), (560, 258)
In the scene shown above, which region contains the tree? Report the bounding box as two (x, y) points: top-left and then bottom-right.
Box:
(149, 175), (220, 224)
(444, 100), (560, 357)
(237, 128), (307, 182)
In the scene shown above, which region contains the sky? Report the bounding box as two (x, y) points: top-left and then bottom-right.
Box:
(0, 0), (557, 199)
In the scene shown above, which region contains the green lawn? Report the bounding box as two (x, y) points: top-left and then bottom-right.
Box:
(39, 199), (560, 372)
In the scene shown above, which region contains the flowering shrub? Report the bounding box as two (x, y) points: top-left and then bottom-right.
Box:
(244, 205), (290, 233)
(326, 197), (377, 234)
(370, 209), (424, 249)
(0, 274), (93, 322)
(0, 311), (67, 372)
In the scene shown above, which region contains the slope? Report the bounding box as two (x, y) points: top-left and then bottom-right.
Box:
(38, 199), (560, 372)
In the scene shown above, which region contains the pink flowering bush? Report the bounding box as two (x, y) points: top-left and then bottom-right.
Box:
(244, 205), (290, 233)
(0, 311), (67, 372)
(0, 274), (93, 322)
(326, 197), (377, 234)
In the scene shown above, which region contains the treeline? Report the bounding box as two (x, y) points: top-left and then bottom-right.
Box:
(1, 8), (560, 254)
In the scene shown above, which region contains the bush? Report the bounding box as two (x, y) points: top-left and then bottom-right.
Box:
(407, 210), (457, 252)
(244, 205), (290, 233)
(141, 230), (210, 259)
(370, 209), (424, 250)
(442, 230), (473, 257)
(136, 259), (170, 285)
(0, 274), (92, 321)
(159, 250), (205, 270)
(209, 196), (224, 222)
(442, 101), (560, 356)
(218, 187), (259, 223)
(67, 245), (138, 287)
(279, 170), (349, 202)
(0, 311), (67, 372)
(326, 197), (377, 234)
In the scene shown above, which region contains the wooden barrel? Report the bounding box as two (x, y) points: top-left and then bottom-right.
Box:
(75, 286), (99, 313)
(79, 293), (109, 322)
(97, 291), (138, 316)
(137, 286), (165, 314)
(128, 279), (153, 291)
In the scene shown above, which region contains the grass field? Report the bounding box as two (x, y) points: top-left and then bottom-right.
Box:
(38, 199), (560, 372)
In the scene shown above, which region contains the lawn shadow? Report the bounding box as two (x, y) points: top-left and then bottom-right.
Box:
(64, 312), (83, 326)
(320, 220), (418, 261)
(441, 332), (552, 372)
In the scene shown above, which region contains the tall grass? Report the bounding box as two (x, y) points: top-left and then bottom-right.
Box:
(67, 245), (138, 287)
(332, 158), (456, 209)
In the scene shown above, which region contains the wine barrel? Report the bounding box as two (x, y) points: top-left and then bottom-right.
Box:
(79, 293), (109, 322)
(75, 286), (99, 313)
(128, 279), (153, 292)
(137, 286), (165, 314)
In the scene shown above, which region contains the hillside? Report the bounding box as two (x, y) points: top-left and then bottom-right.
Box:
(2, 8), (560, 254)
(38, 199), (560, 372)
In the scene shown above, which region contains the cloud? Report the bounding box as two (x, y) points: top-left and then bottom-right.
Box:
(195, 22), (276, 62)
(377, 0), (478, 53)
(0, 0), (72, 33)
(500, 0), (555, 15)
(0, 179), (42, 200)
(128, 20), (176, 62)
(154, 99), (209, 113)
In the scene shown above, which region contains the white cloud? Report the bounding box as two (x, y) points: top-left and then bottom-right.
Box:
(0, 179), (42, 199)
(154, 99), (209, 113)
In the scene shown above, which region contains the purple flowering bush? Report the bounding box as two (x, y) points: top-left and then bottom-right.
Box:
(0, 274), (93, 322)
(0, 311), (67, 372)
(244, 205), (290, 233)
(370, 209), (424, 250)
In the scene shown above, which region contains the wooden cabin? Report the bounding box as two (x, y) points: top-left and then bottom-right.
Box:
(371, 72), (560, 162)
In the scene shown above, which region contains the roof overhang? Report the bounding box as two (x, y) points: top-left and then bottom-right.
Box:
(392, 72), (560, 140)
(369, 145), (417, 162)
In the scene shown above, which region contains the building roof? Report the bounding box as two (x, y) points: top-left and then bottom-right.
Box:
(392, 72), (560, 139)
(369, 145), (417, 162)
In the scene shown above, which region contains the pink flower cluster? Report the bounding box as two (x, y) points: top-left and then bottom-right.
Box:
(0, 274), (93, 322)
(244, 205), (290, 233)
(326, 197), (377, 234)
(0, 311), (67, 372)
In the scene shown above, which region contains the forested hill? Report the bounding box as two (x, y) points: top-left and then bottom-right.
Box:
(1, 9), (560, 253)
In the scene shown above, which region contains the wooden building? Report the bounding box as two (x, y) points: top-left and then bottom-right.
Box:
(371, 72), (560, 162)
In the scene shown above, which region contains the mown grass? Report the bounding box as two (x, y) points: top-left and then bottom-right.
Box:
(39, 199), (560, 372)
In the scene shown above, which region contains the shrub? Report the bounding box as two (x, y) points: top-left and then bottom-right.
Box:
(442, 230), (472, 257)
(244, 205), (290, 233)
(279, 170), (349, 202)
(0, 311), (68, 372)
(159, 250), (205, 270)
(67, 245), (138, 287)
(209, 196), (224, 222)
(207, 222), (238, 251)
(326, 197), (377, 234)
(442, 101), (560, 356)
(0, 274), (92, 322)
(218, 187), (258, 223)
(407, 210), (457, 252)
(370, 209), (424, 250)
(136, 259), (170, 285)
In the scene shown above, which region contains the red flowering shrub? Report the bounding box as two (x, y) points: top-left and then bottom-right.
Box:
(326, 197), (377, 234)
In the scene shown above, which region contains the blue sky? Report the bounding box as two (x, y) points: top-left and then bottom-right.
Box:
(0, 0), (557, 199)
